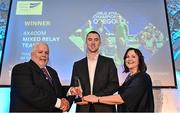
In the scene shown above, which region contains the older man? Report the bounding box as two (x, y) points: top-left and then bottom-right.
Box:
(10, 42), (69, 112)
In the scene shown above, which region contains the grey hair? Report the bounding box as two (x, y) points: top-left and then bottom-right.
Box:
(31, 42), (49, 53)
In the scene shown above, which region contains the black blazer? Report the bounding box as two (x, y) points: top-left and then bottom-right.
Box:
(70, 55), (119, 112)
(10, 60), (66, 112)
(118, 72), (154, 112)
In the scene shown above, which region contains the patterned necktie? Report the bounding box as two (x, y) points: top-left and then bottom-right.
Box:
(41, 68), (53, 85)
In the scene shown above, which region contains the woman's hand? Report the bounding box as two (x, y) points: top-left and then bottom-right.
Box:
(83, 95), (98, 103)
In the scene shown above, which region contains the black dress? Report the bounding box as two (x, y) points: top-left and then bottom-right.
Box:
(117, 72), (154, 112)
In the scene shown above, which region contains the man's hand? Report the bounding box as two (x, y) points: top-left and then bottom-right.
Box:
(60, 98), (69, 112)
(70, 87), (82, 97)
(76, 100), (88, 105)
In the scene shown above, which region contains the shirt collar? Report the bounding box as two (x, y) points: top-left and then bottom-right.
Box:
(87, 53), (99, 61)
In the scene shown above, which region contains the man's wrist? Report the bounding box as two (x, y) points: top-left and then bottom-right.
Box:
(67, 87), (73, 96)
(55, 98), (61, 108)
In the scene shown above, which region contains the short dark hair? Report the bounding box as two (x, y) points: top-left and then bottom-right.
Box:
(86, 31), (101, 40)
(123, 47), (147, 73)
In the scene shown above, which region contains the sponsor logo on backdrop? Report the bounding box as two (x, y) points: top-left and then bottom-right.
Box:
(16, 1), (43, 15)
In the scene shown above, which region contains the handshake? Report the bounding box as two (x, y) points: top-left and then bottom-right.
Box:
(59, 98), (70, 112)
(69, 87), (100, 105)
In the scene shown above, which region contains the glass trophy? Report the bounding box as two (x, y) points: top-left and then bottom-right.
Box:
(74, 76), (82, 103)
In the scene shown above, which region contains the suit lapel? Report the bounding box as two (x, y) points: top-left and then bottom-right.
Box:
(94, 55), (103, 76)
(93, 55), (104, 93)
(83, 57), (91, 94)
(29, 60), (55, 89)
(29, 60), (43, 75)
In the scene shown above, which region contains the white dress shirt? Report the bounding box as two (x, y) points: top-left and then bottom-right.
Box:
(87, 54), (99, 94)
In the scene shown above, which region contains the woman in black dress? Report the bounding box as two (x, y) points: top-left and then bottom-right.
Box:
(84, 47), (154, 112)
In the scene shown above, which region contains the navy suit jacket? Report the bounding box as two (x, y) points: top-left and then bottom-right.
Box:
(10, 60), (66, 112)
(70, 55), (119, 112)
(118, 72), (154, 112)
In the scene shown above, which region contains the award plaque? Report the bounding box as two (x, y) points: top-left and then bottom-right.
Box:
(74, 76), (82, 103)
